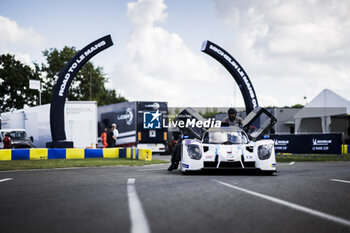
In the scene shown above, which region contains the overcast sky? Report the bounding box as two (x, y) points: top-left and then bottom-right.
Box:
(1, 0), (349, 107)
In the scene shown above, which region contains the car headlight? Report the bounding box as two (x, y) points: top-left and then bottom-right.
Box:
(187, 144), (202, 160)
(257, 144), (273, 160)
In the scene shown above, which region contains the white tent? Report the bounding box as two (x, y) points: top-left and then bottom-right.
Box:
(294, 89), (350, 133)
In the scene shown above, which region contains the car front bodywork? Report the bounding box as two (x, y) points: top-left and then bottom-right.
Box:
(181, 127), (276, 173)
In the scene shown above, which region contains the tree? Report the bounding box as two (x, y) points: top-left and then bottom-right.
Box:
(281, 104), (304, 108)
(0, 54), (41, 113)
(40, 46), (127, 105)
(40, 47), (76, 104)
(291, 104), (304, 108)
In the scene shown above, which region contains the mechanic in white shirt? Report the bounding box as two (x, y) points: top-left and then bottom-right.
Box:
(112, 123), (119, 146)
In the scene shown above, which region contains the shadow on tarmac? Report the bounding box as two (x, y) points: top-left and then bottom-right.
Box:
(172, 169), (279, 177)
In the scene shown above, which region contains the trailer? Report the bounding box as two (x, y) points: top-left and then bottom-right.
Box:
(0, 101), (97, 148)
(98, 101), (168, 152)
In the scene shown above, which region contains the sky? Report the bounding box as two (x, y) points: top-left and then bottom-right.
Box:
(1, 0), (350, 108)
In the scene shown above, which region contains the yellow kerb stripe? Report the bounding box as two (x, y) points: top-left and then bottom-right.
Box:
(66, 149), (84, 159)
(30, 149), (48, 160)
(103, 148), (119, 158)
(132, 148), (136, 159)
(139, 149), (152, 161)
(0, 150), (12, 161)
(126, 148), (131, 159)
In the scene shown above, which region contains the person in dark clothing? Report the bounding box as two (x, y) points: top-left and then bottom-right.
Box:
(168, 135), (184, 171)
(106, 126), (115, 148)
(223, 108), (243, 128)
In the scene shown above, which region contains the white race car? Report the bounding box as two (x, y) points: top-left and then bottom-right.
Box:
(178, 107), (277, 174)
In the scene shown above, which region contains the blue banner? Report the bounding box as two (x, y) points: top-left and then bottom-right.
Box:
(270, 133), (342, 154)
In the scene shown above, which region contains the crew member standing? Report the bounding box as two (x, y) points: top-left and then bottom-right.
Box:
(101, 128), (108, 148)
(112, 123), (119, 147)
(223, 108), (243, 128)
(107, 126), (115, 148)
(168, 133), (189, 172)
(3, 133), (12, 149)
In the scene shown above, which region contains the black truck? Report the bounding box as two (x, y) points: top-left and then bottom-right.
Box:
(98, 101), (168, 152)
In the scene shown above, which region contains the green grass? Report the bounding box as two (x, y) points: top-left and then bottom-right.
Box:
(276, 154), (350, 162)
(0, 158), (169, 171)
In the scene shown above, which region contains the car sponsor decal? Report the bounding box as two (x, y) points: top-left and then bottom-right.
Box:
(182, 163), (189, 168)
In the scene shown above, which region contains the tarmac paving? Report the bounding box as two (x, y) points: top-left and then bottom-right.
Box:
(0, 159), (349, 233)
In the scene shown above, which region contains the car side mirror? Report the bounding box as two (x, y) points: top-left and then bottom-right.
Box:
(30, 136), (34, 142)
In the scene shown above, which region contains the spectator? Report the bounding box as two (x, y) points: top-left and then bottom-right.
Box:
(3, 133), (12, 149)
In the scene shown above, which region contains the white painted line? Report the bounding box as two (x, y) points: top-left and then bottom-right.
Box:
(213, 179), (350, 227)
(0, 178), (13, 183)
(289, 162), (295, 165)
(331, 179), (350, 184)
(127, 178), (135, 184)
(127, 178), (151, 233)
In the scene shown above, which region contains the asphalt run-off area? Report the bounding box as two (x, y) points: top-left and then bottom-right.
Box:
(0, 156), (349, 233)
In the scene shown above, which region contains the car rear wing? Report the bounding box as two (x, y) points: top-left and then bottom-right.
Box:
(242, 107), (277, 141)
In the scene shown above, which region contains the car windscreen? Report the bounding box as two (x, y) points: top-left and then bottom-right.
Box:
(204, 131), (248, 144)
(8, 131), (28, 140)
